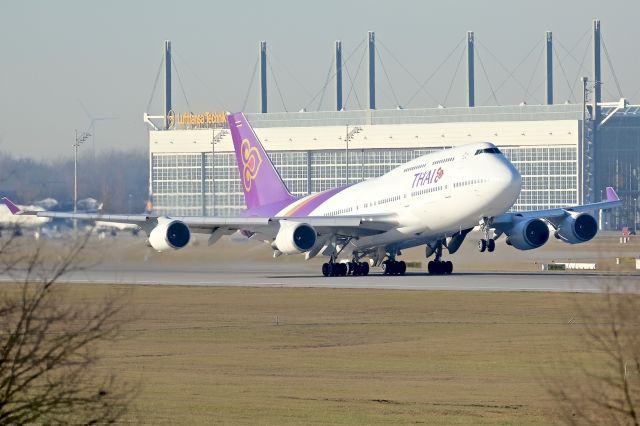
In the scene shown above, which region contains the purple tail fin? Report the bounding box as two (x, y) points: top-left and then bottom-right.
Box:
(605, 186), (620, 201)
(227, 112), (295, 209)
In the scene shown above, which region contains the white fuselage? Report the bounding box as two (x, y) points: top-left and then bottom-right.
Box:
(276, 142), (521, 253)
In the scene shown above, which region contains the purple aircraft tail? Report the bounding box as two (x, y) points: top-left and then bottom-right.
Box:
(227, 112), (296, 209)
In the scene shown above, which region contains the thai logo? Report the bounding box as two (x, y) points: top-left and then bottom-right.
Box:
(241, 138), (263, 192)
(434, 167), (444, 183)
(412, 167), (445, 188)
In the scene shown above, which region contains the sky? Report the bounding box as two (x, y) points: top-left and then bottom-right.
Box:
(1, 0), (639, 159)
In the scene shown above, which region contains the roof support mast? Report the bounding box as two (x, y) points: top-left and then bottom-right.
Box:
(588, 19), (602, 205)
(467, 31), (475, 107)
(335, 40), (343, 111)
(260, 41), (267, 113)
(592, 19), (601, 123)
(545, 31), (553, 105)
(164, 40), (172, 130)
(367, 31), (375, 110)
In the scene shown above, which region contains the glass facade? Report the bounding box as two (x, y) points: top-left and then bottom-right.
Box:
(595, 120), (640, 230)
(501, 146), (577, 211)
(151, 146), (578, 217)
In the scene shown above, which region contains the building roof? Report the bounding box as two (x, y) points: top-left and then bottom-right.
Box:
(244, 104), (585, 128)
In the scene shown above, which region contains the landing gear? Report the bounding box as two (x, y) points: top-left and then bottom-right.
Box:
(478, 238), (495, 252)
(478, 217), (496, 253)
(322, 257), (369, 277)
(348, 261), (370, 276)
(427, 240), (453, 275)
(322, 261), (348, 277)
(382, 259), (406, 276)
(428, 260), (453, 275)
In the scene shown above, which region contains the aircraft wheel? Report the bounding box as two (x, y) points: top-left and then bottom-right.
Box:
(352, 262), (359, 275)
(444, 261), (453, 274)
(487, 239), (496, 252)
(478, 239), (487, 252)
(398, 260), (407, 275)
(382, 260), (389, 275)
(389, 260), (399, 275)
(360, 262), (369, 276)
(322, 263), (330, 277)
(340, 263), (348, 276)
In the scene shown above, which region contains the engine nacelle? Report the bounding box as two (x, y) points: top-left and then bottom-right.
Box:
(505, 218), (549, 250)
(554, 213), (598, 244)
(148, 218), (191, 252)
(273, 221), (317, 255)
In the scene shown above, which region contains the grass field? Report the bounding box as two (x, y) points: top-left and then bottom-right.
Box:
(44, 283), (613, 425)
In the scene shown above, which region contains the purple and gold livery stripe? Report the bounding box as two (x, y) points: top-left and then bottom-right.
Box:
(280, 185), (350, 217)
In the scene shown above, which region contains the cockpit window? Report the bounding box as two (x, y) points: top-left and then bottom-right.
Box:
(474, 147), (502, 155)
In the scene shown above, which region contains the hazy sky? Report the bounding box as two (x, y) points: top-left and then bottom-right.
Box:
(1, 0), (639, 158)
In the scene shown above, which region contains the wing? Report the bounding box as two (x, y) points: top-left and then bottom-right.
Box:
(1, 197), (397, 243)
(172, 214), (398, 243)
(491, 186), (622, 234)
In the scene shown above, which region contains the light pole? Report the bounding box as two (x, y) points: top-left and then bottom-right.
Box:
(580, 76), (588, 206)
(345, 125), (361, 186)
(634, 197), (638, 235)
(210, 128), (227, 216)
(74, 130), (90, 232)
(211, 136), (216, 216)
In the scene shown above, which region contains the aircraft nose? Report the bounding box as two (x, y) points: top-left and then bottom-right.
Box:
(496, 159), (522, 199)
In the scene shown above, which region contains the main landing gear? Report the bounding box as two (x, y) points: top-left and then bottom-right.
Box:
(322, 259), (370, 277)
(382, 259), (406, 276)
(427, 240), (453, 275)
(320, 237), (370, 277)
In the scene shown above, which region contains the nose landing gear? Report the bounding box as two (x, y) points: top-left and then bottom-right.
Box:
(478, 218), (496, 253)
(477, 238), (495, 252)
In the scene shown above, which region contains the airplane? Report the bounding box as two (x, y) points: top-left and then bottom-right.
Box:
(0, 200), (52, 238)
(2, 112), (622, 277)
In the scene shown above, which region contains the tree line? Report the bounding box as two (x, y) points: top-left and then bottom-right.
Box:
(0, 150), (149, 213)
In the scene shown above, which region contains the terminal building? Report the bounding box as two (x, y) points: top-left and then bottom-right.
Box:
(145, 23), (640, 231)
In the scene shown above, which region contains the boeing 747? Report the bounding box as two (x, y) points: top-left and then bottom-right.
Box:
(2, 112), (622, 276)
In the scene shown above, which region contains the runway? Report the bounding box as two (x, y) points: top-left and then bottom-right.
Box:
(2, 234), (639, 293)
(30, 262), (639, 293)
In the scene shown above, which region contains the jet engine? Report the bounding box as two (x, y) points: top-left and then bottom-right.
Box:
(505, 218), (549, 250)
(273, 221), (317, 255)
(554, 212), (598, 244)
(148, 218), (191, 252)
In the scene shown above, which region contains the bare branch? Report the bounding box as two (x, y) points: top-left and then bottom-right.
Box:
(0, 231), (137, 423)
(548, 277), (640, 425)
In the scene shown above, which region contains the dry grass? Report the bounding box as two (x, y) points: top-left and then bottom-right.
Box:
(42, 284), (611, 425)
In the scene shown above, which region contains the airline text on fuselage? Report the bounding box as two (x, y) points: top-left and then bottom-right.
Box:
(412, 167), (444, 188)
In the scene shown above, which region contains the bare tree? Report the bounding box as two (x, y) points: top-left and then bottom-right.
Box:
(0, 233), (136, 424)
(550, 279), (640, 426)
